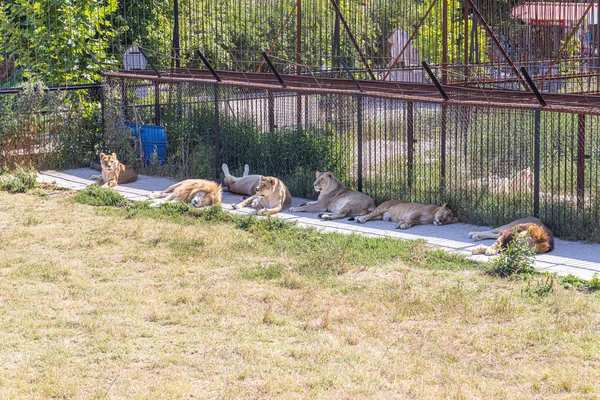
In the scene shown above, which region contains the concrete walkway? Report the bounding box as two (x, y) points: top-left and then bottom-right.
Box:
(38, 168), (600, 280)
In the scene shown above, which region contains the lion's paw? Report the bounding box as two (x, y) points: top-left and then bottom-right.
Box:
(232, 203), (242, 209)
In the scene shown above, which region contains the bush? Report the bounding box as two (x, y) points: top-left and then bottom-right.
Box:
(0, 165), (37, 193)
(488, 229), (536, 277)
(72, 184), (127, 207)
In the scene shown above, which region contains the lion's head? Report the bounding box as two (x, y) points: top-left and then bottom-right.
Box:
(256, 176), (278, 197)
(433, 203), (458, 226)
(190, 190), (220, 208)
(313, 171), (341, 193)
(99, 152), (120, 173)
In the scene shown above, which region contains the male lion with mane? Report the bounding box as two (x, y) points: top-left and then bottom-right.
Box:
(470, 217), (554, 256)
(351, 200), (458, 229)
(91, 152), (138, 188)
(232, 175), (292, 215)
(289, 171), (375, 220)
(148, 179), (222, 208)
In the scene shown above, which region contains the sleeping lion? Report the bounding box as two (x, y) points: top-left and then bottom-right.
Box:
(90, 152), (138, 188)
(470, 217), (554, 256)
(232, 175), (292, 215)
(351, 200), (458, 229)
(148, 179), (222, 208)
(222, 163), (261, 196)
(289, 171), (375, 220)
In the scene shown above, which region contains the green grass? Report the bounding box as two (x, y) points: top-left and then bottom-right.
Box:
(1, 189), (600, 399)
(0, 165), (37, 193)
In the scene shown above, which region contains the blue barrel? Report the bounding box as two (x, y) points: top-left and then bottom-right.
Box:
(140, 125), (167, 165)
(126, 123), (141, 138)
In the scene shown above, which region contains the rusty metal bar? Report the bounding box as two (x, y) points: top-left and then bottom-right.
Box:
(339, 58), (361, 91)
(357, 94), (363, 192)
(214, 84), (221, 179)
(196, 50), (221, 82)
(154, 82), (160, 125)
(296, 0), (302, 125)
(172, 0), (181, 69)
(329, 0), (376, 80)
(268, 90), (275, 133)
(383, 0), (438, 81)
(102, 71), (600, 116)
(261, 52), (286, 88)
(463, 1), (469, 84)
(538, 0), (595, 90)
(407, 101), (414, 189)
(422, 61), (449, 101)
(465, 0), (528, 91)
(521, 67), (547, 107)
(138, 47), (161, 78)
(442, 0), (448, 84)
(577, 114), (586, 209)
(441, 104), (447, 192)
(256, 2), (298, 73)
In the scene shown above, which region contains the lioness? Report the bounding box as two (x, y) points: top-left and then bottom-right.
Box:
(232, 175), (292, 215)
(148, 179), (222, 208)
(91, 152), (138, 188)
(222, 163), (261, 196)
(468, 167), (534, 194)
(352, 200), (458, 229)
(289, 171), (376, 220)
(470, 217), (554, 256)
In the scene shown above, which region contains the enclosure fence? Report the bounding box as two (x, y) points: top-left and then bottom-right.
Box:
(103, 74), (600, 242)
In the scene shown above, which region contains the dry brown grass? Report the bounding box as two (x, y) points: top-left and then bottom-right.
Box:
(0, 191), (599, 399)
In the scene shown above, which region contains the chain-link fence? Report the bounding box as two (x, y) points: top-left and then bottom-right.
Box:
(104, 75), (600, 242)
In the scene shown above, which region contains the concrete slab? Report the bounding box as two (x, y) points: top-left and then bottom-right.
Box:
(38, 168), (600, 280)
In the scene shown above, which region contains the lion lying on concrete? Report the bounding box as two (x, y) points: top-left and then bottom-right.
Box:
(90, 152), (138, 188)
(351, 200), (458, 229)
(289, 171), (375, 220)
(222, 163), (261, 196)
(148, 179), (222, 208)
(232, 175), (292, 215)
(470, 217), (554, 256)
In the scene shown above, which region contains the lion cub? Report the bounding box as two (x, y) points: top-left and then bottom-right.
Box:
(289, 171), (376, 220)
(232, 176), (292, 215)
(148, 179), (222, 208)
(470, 217), (554, 256)
(91, 152), (138, 188)
(353, 200), (458, 229)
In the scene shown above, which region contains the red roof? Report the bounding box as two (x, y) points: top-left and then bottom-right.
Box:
(511, 2), (598, 25)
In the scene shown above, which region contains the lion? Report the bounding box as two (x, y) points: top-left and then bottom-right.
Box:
(351, 200), (458, 229)
(90, 152), (138, 188)
(468, 167), (534, 193)
(148, 179), (222, 208)
(222, 163), (261, 196)
(470, 217), (554, 256)
(289, 171), (376, 220)
(232, 175), (292, 215)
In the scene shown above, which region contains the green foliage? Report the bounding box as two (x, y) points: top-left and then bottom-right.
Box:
(240, 263), (285, 281)
(559, 273), (600, 292)
(522, 273), (555, 298)
(488, 229), (536, 277)
(0, 165), (37, 193)
(72, 184), (128, 207)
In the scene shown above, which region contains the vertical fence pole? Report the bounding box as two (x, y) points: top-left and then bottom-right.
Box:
(357, 94), (363, 192)
(533, 109), (541, 218)
(154, 82), (160, 125)
(577, 114), (586, 209)
(407, 101), (414, 189)
(440, 104), (447, 194)
(268, 90), (275, 133)
(214, 83), (221, 179)
(296, 0), (302, 126)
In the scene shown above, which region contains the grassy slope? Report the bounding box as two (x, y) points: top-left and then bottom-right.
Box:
(0, 190), (599, 399)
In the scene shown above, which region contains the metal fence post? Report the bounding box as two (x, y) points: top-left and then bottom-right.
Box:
(577, 114), (586, 209)
(533, 109), (541, 218)
(214, 83), (221, 179)
(268, 90), (275, 133)
(357, 94), (363, 192)
(154, 82), (160, 125)
(407, 102), (414, 189)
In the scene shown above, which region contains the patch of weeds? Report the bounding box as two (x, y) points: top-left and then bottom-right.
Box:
(522, 273), (555, 298)
(0, 165), (37, 193)
(560, 273), (600, 292)
(21, 215), (43, 226)
(72, 184), (127, 207)
(279, 271), (307, 289)
(487, 230), (536, 278)
(240, 263), (285, 281)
